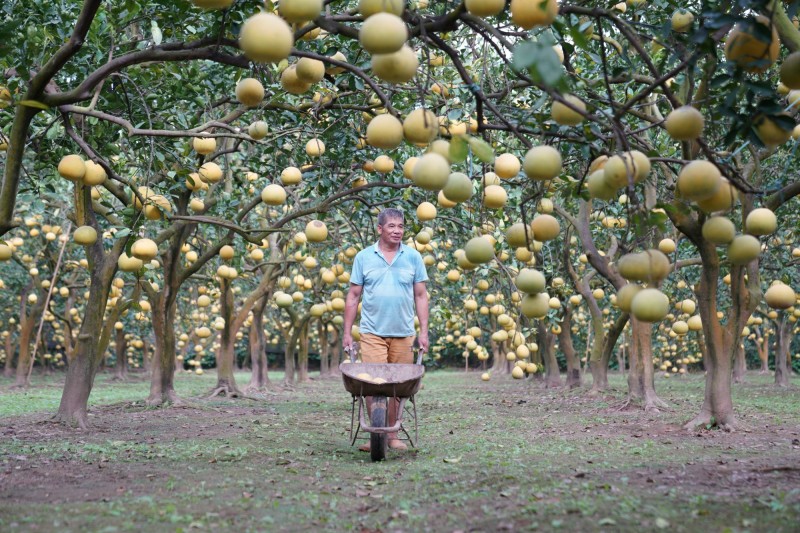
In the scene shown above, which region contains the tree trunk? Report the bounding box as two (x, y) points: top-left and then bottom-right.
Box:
(210, 277), (242, 397)
(774, 316), (791, 387)
(318, 321), (329, 377)
(538, 322), (561, 388)
(628, 319), (667, 411)
(147, 293), (182, 405)
(757, 331), (769, 373)
(13, 300), (45, 387)
(283, 336), (296, 386)
(113, 327), (128, 380)
(4, 334), (16, 378)
(732, 342), (746, 383)
(328, 327), (342, 376)
(245, 297), (270, 393)
(297, 324), (310, 383)
(558, 308), (581, 389)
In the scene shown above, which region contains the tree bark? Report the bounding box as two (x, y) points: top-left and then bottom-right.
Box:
(558, 307), (581, 389)
(297, 323), (310, 383)
(774, 316), (791, 387)
(113, 327), (128, 380)
(210, 277), (243, 397)
(4, 333), (16, 378)
(13, 298), (45, 387)
(627, 318), (668, 411)
(732, 342), (746, 383)
(328, 326), (342, 376)
(757, 330), (769, 373)
(245, 296), (270, 393)
(318, 320), (330, 377)
(538, 321), (561, 388)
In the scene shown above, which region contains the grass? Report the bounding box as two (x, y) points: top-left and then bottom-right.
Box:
(1, 369), (799, 532)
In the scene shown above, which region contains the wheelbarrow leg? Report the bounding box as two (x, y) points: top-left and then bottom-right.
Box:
(370, 396), (388, 462)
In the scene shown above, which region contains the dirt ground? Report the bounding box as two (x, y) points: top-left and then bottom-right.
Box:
(1, 370), (799, 532)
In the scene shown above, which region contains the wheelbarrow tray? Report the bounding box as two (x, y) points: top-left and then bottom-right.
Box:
(340, 362), (424, 398)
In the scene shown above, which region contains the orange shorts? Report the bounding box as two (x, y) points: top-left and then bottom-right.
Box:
(360, 334), (415, 364)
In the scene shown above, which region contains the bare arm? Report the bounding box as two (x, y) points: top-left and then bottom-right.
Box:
(414, 282), (429, 352)
(342, 283), (362, 351)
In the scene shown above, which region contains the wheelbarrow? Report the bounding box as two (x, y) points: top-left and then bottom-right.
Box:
(340, 345), (425, 462)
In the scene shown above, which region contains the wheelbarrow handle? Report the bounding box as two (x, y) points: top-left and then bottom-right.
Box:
(415, 347), (426, 366)
(344, 344), (358, 363)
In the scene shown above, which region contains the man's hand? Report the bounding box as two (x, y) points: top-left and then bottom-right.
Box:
(342, 332), (354, 354)
(417, 330), (429, 353)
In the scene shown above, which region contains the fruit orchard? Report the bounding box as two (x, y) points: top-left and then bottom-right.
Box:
(1, 0), (800, 527)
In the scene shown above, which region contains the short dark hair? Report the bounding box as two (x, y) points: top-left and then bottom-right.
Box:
(377, 208), (404, 226)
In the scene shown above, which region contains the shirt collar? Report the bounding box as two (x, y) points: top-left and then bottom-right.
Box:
(373, 242), (404, 255)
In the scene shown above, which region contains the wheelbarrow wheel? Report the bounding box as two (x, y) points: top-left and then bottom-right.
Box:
(370, 396), (388, 462)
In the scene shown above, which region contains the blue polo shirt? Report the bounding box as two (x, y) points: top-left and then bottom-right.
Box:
(350, 242), (428, 337)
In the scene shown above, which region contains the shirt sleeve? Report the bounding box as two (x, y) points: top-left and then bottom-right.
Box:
(413, 250), (429, 283)
(350, 252), (364, 286)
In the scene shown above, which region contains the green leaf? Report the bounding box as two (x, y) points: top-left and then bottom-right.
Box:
(467, 136), (495, 163)
(17, 100), (49, 110)
(449, 135), (468, 163)
(115, 228), (131, 239)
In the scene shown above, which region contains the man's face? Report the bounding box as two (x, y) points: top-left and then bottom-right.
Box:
(377, 217), (404, 245)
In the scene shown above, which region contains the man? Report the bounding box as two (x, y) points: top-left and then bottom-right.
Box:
(343, 208), (429, 452)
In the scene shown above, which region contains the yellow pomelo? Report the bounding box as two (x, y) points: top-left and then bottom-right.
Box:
(373, 155), (395, 173)
(687, 314), (702, 331)
(631, 288), (669, 322)
(403, 108), (438, 144)
(696, 177), (737, 213)
(235, 78), (264, 107)
(779, 51), (800, 90)
(193, 137), (216, 154)
(727, 234), (761, 264)
(664, 105), (704, 140)
(587, 169), (616, 201)
(523, 145), (562, 180)
(530, 214), (560, 241)
(219, 245), (234, 260)
(281, 166), (303, 185)
(745, 208), (777, 236)
(615, 283), (642, 312)
(515, 268), (546, 294)
(658, 238), (676, 254)
(483, 185), (507, 208)
(306, 138), (325, 157)
(754, 114), (793, 146)
(551, 94), (586, 126)
(416, 202), (437, 221)
(465, 0), (505, 17)
(248, 121), (269, 140)
(764, 283), (796, 309)
(132, 238), (158, 261)
(359, 13), (407, 55)
(118, 253), (143, 272)
(677, 160), (721, 201)
(295, 57), (326, 83)
(278, 0), (323, 23)
(520, 292), (550, 318)
(367, 113), (404, 149)
(438, 190), (457, 208)
(58, 154), (86, 182)
(281, 65), (312, 94)
(442, 172), (473, 203)
(199, 161), (222, 183)
(724, 16), (779, 74)
(358, 0), (404, 17)
(239, 13), (293, 64)
(494, 153), (521, 179)
(261, 184), (287, 205)
(306, 220), (328, 242)
(671, 9), (694, 32)
(603, 151), (650, 189)
(73, 226), (97, 245)
(412, 153), (450, 191)
(372, 45), (419, 84)
(506, 222), (533, 248)
(510, 0), (558, 29)
(82, 160), (107, 186)
(464, 236), (495, 264)
(702, 216), (736, 244)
